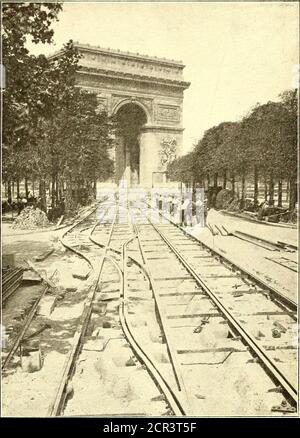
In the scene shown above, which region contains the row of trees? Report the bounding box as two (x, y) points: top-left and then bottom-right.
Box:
(168, 89), (298, 210)
(2, 3), (115, 214)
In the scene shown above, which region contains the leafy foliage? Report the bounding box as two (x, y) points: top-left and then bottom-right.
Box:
(168, 90), (298, 208)
(2, 3), (115, 211)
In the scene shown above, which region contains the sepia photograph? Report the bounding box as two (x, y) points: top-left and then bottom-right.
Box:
(1, 0), (299, 420)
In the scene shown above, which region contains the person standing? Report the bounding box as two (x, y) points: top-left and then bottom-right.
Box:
(179, 198), (187, 227)
(195, 197), (203, 225)
(158, 193), (163, 211)
(172, 195), (179, 218)
(167, 194), (173, 215)
(155, 192), (160, 210)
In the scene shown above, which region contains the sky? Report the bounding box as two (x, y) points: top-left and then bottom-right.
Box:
(27, 1), (299, 153)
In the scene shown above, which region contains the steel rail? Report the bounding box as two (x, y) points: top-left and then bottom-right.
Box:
(48, 203), (184, 417)
(2, 270), (57, 370)
(119, 237), (186, 416)
(2, 284), (50, 370)
(2, 200), (110, 372)
(87, 206), (187, 415)
(48, 206), (118, 416)
(131, 219), (192, 415)
(147, 217), (298, 406)
(2, 269), (23, 303)
(60, 200), (112, 272)
(148, 202), (297, 312)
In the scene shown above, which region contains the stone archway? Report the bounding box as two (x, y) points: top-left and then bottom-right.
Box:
(115, 103), (147, 187)
(50, 43), (190, 188)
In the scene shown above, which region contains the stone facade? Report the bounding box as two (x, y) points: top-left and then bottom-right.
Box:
(50, 43), (190, 188)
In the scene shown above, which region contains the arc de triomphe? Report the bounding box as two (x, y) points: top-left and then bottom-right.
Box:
(53, 43), (190, 188)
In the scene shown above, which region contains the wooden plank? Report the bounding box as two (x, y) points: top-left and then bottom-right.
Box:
(34, 248), (54, 262)
(159, 291), (205, 297)
(177, 347), (247, 354)
(26, 260), (56, 288)
(2, 284), (50, 369)
(56, 215), (64, 227)
(167, 312), (220, 319)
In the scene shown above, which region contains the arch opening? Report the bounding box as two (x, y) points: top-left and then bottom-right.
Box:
(115, 103), (147, 187)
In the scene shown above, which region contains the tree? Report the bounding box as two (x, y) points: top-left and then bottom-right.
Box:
(278, 89), (298, 209)
(168, 88), (297, 214)
(2, 2), (62, 199)
(56, 90), (114, 210)
(2, 3), (115, 215)
(23, 46), (115, 213)
(244, 91), (298, 208)
(167, 151), (197, 185)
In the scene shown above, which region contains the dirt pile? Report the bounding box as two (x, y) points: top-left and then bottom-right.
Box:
(13, 207), (50, 230)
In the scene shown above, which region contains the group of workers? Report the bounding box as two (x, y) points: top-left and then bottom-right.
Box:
(154, 191), (208, 227)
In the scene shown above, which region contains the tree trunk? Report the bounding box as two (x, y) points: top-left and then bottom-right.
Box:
(93, 178), (97, 198)
(268, 171), (274, 206)
(16, 179), (20, 198)
(277, 179), (283, 208)
(65, 179), (75, 214)
(241, 170), (246, 210)
(213, 173), (218, 189)
(56, 175), (59, 202)
(7, 180), (12, 204)
(198, 176), (204, 189)
(289, 176), (297, 211)
(32, 180), (35, 196)
(264, 176), (268, 201)
(51, 173), (56, 208)
(231, 173), (235, 196)
(254, 166), (259, 208)
(285, 180), (289, 202)
(223, 170), (227, 189)
(39, 179), (47, 212)
(25, 177), (29, 199)
(207, 174), (210, 189)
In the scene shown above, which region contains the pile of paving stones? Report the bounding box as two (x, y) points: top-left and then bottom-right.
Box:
(13, 206), (50, 230)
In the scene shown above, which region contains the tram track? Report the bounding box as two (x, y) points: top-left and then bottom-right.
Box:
(1, 199), (110, 372)
(50, 204), (187, 416)
(2, 198), (298, 416)
(129, 204), (298, 414)
(48, 202), (122, 415)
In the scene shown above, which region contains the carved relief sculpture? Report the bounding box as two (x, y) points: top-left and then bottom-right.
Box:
(156, 104), (180, 123)
(159, 137), (177, 167)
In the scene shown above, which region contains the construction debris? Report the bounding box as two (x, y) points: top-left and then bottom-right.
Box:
(34, 249), (55, 262)
(37, 296), (57, 317)
(13, 207), (50, 230)
(72, 262), (90, 280)
(56, 215), (64, 227)
(26, 261), (56, 288)
(21, 346), (43, 373)
(22, 269), (42, 283)
(2, 267), (23, 302)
